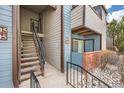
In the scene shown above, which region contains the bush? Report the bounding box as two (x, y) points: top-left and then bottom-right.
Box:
(94, 50), (124, 83)
(93, 50), (120, 69)
(118, 55), (124, 83)
(93, 52), (102, 68)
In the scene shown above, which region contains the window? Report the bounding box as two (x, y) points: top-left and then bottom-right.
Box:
(72, 39), (78, 52)
(93, 6), (102, 19)
(84, 39), (94, 52)
(72, 5), (78, 10)
(72, 39), (84, 53)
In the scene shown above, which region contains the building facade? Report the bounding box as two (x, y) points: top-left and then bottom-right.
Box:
(0, 5), (107, 88)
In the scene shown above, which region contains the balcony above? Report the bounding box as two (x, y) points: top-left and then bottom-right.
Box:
(21, 5), (56, 13)
(71, 5), (107, 35)
(71, 6), (84, 30)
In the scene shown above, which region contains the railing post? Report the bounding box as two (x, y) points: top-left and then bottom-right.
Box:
(85, 72), (87, 88)
(81, 68), (83, 88)
(66, 62), (68, 85)
(73, 65), (75, 87)
(92, 76), (93, 88)
(77, 66), (78, 88)
(30, 71), (33, 88)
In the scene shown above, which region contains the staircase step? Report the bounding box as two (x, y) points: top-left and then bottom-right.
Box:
(22, 41), (34, 44)
(21, 53), (37, 57)
(20, 71), (41, 82)
(22, 37), (33, 39)
(21, 61), (39, 67)
(21, 65), (41, 74)
(21, 57), (39, 62)
(21, 49), (37, 53)
(21, 46), (36, 51)
(22, 43), (35, 46)
(22, 34), (33, 36)
(22, 39), (33, 41)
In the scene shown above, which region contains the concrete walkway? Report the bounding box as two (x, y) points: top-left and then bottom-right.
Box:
(19, 62), (72, 88)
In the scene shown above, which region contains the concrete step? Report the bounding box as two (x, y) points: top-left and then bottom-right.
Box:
(21, 57), (39, 62)
(22, 41), (34, 44)
(22, 39), (33, 41)
(21, 53), (37, 58)
(22, 37), (33, 40)
(21, 61), (39, 67)
(21, 48), (37, 53)
(22, 33), (33, 37)
(21, 65), (41, 74)
(20, 71), (41, 82)
(21, 46), (36, 50)
(22, 43), (35, 47)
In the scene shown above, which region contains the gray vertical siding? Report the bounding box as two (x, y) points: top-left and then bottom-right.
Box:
(20, 7), (39, 31)
(0, 5), (13, 88)
(63, 6), (71, 69)
(71, 6), (84, 29)
(43, 6), (61, 70)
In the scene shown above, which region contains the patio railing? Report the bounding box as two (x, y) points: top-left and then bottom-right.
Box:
(66, 62), (112, 88)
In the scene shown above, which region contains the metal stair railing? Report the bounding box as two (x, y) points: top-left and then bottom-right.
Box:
(31, 19), (45, 76)
(66, 62), (112, 88)
(30, 70), (41, 88)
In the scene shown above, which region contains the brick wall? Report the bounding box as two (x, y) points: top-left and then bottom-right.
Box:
(83, 51), (101, 71)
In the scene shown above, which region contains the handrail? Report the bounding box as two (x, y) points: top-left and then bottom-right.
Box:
(31, 19), (45, 76)
(30, 71), (41, 88)
(66, 62), (112, 88)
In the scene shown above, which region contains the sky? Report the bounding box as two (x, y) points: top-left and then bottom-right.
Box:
(106, 5), (124, 23)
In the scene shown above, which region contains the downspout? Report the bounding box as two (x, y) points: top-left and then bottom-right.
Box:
(61, 5), (64, 73)
(12, 5), (20, 88)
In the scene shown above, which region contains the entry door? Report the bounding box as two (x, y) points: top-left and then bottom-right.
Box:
(72, 39), (84, 66)
(84, 39), (94, 52)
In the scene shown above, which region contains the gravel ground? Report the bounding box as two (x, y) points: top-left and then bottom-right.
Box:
(90, 64), (124, 88)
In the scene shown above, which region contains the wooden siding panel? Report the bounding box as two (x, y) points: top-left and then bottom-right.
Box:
(0, 81), (13, 88)
(63, 6), (71, 69)
(0, 5), (12, 11)
(43, 6), (61, 70)
(71, 6), (83, 28)
(0, 60), (12, 66)
(20, 7), (39, 31)
(0, 14), (12, 22)
(0, 5), (13, 88)
(0, 20), (12, 27)
(85, 6), (107, 50)
(0, 8), (12, 16)
(85, 6), (105, 33)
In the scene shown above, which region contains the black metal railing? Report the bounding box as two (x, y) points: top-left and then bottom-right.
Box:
(66, 62), (112, 88)
(31, 19), (45, 76)
(30, 71), (41, 88)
